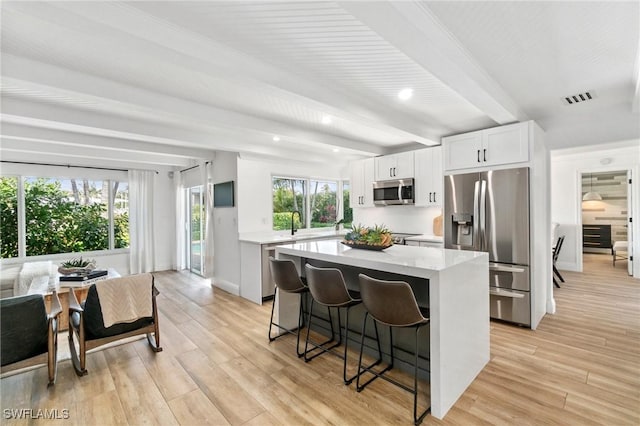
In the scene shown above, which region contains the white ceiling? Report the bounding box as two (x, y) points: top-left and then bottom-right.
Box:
(1, 1), (638, 168)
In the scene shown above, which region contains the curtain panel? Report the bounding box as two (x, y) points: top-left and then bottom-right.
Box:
(128, 169), (155, 274)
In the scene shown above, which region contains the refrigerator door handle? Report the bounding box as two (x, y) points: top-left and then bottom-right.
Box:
(473, 180), (481, 250)
(489, 288), (525, 299)
(479, 180), (487, 251)
(489, 263), (526, 273)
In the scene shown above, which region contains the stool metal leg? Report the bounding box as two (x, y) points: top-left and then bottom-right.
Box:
(304, 300), (340, 362)
(268, 287), (306, 357)
(356, 313), (387, 392)
(413, 324), (430, 425)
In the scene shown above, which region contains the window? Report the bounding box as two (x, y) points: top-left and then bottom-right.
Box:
(0, 177), (18, 258)
(310, 180), (337, 228)
(342, 181), (353, 228)
(0, 175), (129, 258)
(272, 176), (348, 231)
(272, 177), (306, 231)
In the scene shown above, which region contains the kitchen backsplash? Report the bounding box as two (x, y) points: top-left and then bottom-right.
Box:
(352, 205), (442, 235)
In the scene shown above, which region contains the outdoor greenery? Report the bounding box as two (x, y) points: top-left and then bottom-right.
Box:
(272, 177), (352, 231)
(0, 177), (129, 258)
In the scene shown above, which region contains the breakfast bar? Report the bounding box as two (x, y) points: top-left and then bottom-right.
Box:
(275, 240), (489, 420)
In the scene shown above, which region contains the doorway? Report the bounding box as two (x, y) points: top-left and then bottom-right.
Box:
(187, 185), (204, 276)
(580, 170), (633, 276)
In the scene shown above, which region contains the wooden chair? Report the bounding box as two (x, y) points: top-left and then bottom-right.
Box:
(68, 273), (162, 376)
(1, 292), (62, 386)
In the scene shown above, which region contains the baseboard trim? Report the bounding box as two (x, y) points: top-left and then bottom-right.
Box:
(556, 261), (579, 272)
(212, 278), (239, 296)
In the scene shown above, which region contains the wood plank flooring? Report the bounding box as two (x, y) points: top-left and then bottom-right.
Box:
(1, 253), (638, 425)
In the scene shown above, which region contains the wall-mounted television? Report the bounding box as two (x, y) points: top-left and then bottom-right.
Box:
(213, 181), (234, 207)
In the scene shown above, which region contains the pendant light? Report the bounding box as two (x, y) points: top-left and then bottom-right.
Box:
(583, 173), (602, 201)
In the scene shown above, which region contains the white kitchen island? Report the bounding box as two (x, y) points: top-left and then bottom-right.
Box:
(275, 240), (489, 420)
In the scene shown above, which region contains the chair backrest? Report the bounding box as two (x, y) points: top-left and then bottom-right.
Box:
(553, 235), (565, 262)
(269, 257), (306, 293)
(0, 294), (48, 366)
(305, 264), (352, 306)
(358, 274), (426, 327)
(82, 275), (156, 339)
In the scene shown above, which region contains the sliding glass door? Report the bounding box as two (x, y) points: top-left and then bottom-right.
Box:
(188, 186), (204, 276)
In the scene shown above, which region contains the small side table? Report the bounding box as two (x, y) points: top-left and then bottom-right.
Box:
(44, 268), (120, 332)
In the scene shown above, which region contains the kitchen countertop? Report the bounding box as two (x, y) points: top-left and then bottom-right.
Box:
(276, 239), (484, 279)
(239, 229), (346, 244)
(404, 234), (444, 243)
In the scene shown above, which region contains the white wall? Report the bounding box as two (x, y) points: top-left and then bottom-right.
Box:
(353, 205), (443, 235)
(0, 160), (176, 275)
(212, 151), (240, 294)
(551, 140), (640, 277)
(236, 156), (347, 234)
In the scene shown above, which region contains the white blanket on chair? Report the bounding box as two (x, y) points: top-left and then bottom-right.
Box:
(95, 273), (153, 328)
(14, 261), (55, 296)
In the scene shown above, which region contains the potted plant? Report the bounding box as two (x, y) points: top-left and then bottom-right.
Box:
(58, 257), (96, 275)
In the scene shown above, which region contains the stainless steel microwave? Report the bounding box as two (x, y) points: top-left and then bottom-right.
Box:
(373, 178), (414, 206)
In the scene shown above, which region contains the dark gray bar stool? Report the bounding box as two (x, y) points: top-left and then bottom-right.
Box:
(303, 263), (363, 384)
(356, 274), (431, 425)
(268, 257), (309, 357)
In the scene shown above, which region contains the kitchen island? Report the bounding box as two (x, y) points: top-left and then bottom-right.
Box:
(275, 240), (489, 420)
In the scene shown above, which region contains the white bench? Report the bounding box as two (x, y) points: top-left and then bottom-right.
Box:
(612, 241), (628, 266)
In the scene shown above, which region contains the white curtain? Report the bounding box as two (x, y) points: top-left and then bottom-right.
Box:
(202, 161), (215, 277)
(128, 169), (155, 274)
(174, 170), (186, 271)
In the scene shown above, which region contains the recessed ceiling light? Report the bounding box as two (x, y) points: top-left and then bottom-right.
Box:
(398, 88), (413, 101)
(332, 148), (340, 153)
(321, 115), (332, 125)
(272, 136), (280, 142)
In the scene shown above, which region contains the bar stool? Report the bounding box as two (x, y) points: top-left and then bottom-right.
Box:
(356, 274), (431, 425)
(268, 257), (308, 357)
(303, 264), (362, 384)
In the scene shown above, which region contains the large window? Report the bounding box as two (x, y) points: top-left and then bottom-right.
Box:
(0, 176), (129, 258)
(342, 181), (353, 228)
(272, 176), (349, 231)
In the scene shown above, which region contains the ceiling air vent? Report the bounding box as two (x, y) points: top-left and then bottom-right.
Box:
(562, 91), (595, 105)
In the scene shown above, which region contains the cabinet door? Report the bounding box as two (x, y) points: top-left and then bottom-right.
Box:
(361, 158), (375, 207)
(374, 155), (396, 180)
(415, 147), (443, 207)
(443, 131), (483, 171)
(414, 149), (431, 206)
(349, 160), (363, 208)
(483, 122), (529, 166)
(430, 146), (443, 206)
(393, 151), (415, 179)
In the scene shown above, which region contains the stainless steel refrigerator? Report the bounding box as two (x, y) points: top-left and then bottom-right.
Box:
(444, 167), (531, 326)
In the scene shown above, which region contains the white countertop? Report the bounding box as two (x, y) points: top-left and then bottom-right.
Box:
(404, 234), (444, 243)
(239, 229), (346, 244)
(276, 239), (486, 279)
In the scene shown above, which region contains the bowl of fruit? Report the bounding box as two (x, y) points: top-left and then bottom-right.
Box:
(341, 224), (393, 251)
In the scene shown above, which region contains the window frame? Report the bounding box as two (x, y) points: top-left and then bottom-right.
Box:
(271, 174), (348, 231)
(0, 172), (130, 261)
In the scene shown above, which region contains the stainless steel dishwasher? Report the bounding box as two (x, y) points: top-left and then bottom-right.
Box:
(261, 244), (278, 300)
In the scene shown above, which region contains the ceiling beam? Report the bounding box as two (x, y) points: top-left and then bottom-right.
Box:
(2, 56), (386, 156)
(339, 0), (527, 125)
(18, 1), (439, 144)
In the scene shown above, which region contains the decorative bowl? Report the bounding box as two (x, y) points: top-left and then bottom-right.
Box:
(341, 241), (392, 251)
(58, 265), (96, 275)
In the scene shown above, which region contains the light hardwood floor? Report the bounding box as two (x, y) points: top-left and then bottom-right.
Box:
(2, 254), (638, 425)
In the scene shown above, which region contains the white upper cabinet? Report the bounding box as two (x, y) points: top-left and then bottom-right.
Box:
(443, 122), (530, 171)
(374, 151), (415, 180)
(349, 158), (375, 208)
(414, 146), (443, 207)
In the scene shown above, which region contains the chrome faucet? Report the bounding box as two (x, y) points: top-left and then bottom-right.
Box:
(291, 211), (301, 235)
